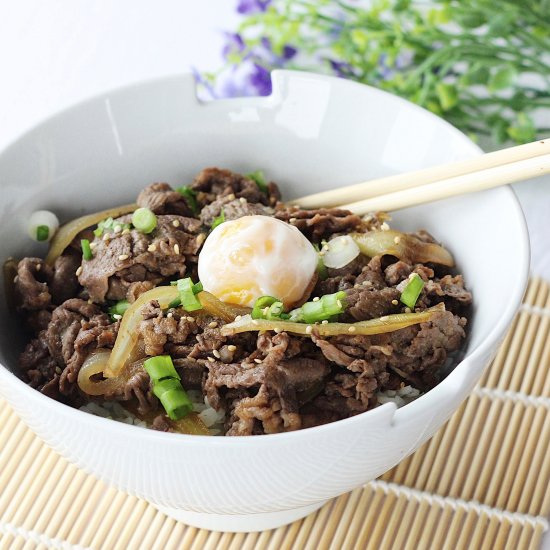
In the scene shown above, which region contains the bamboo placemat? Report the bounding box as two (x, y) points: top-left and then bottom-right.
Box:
(1, 278), (549, 550)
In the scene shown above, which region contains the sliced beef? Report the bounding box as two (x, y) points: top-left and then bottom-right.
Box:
(50, 254), (81, 304)
(191, 167), (280, 208)
(275, 207), (364, 242)
(139, 300), (197, 356)
(344, 286), (401, 321)
(15, 258), (53, 311)
(137, 182), (195, 217)
(205, 332), (330, 435)
(425, 275), (473, 305)
(199, 195), (273, 226)
(78, 214), (203, 303)
(19, 299), (117, 398)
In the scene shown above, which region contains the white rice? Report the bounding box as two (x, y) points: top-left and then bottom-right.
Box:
(79, 392), (226, 435)
(376, 385), (422, 408)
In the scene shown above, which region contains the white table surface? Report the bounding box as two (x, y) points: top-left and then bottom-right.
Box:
(0, 2), (549, 547)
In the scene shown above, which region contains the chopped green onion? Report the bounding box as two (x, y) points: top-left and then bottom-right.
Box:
(168, 279), (203, 309)
(290, 291), (347, 324)
(28, 210), (59, 243)
(211, 208), (225, 230)
(144, 355), (180, 382)
(267, 301), (286, 320)
(132, 207), (157, 234)
(81, 239), (93, 261)
(177, 277), (203, 311)
(176, 186), (200, 215)
(36, 225), (49, 242)
(252, 296), (279, 319)
(246, 170), (269, 193)
(400, 273), (425, 309)
(144, 355), (192, 420)
(313, 244), (328, 280)
(93, 217), (114, 237)
(107, 299), (130, 319)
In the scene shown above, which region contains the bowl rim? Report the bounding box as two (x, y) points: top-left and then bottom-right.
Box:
(0, 69), (530, 443)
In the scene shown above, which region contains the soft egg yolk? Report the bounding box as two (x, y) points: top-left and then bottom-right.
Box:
(198, 216), (318, 308)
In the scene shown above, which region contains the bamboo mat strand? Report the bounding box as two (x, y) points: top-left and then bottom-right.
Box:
(0, 278), (549, 549)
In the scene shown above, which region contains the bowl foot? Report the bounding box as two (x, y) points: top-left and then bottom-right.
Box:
(153, 501), (327, 532)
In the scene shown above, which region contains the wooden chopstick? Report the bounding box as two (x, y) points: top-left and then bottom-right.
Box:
(340, 151), (550, 215)
(292, 138), (550, 210)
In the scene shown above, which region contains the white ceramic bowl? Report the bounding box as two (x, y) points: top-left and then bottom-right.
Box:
(0, 71), (529, 532)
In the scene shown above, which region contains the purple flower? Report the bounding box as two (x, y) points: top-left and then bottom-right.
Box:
(328, 59), (356, 78)
(237, 0), (271, 14)
(222, 32), (246, 60)
(259, 37), (297, 62)
(248, 63), (272, 95)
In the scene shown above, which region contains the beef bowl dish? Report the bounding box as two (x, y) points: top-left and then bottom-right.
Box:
(0, 71), (528, 531)
(11, 168), (472, 436)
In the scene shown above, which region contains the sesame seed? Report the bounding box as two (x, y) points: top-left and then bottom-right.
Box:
(321, 320), (329, 325)
(208, 321), (218, 328)
(289, 217), (297, 223)
(207, 357), (215, 363)
(55, 367), (62, 375)
(354, 284), (360, 289)
(147, 244), (157, 252)
(87, 299), (93, 304)
(174, 244), (180, 255)
(312, 297), (320, 302)
(196, 234), (206, 246)
(305, 325), (313, 335)
(13, 276), (18, 283)
(113, 314), (122, 320)
(405, 307), (412, 313)
(381, 222), (390, 231)
(102, 234), (110, 241)
(380, 316), (389, 321)
(274, 328), (282, 333)
(319, 251), (325, 256)
(122, 228), (131, 235)
(348, 326), (356, 333)
(239, 197), (247, 204)
(114, 225), (122, 233)
(213, 349), (221, 359)
(167, 312), (173, 318)
(186, 316), (195, 322)
(227, 193), (236, 200)
(394, 236), (401, 244)
(89, 242), (97, 249)
(235, 315), (242, 322)
(118, 254), (129, 261)
(254, 358), (263, 364)
(227, 345), (237, 352)
(391, 299), (399, 305)
(36, 263), (41, 271)
(75, 266), (83, 276)
(172, 219), (180, 228)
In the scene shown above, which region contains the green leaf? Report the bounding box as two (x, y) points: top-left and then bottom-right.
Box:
(507, 113), (536, 144)
(460, 65), (490, 86)
(435, 82), (458, 111)
(488, 66), (517, 92)
(455, 11), (485, 28)
(350, 29), (369, 50)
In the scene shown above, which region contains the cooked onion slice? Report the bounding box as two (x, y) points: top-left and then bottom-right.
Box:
(45, 203), (137, 265)
(104, 285), (250, 378)
(78, 350), (124, 396)
(351, 230), (454, 267)
(198, 291), (251, 323)
(221, 303), (444, 337)
(322, 235), (360, 269)
(104, 285), (179, 378)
